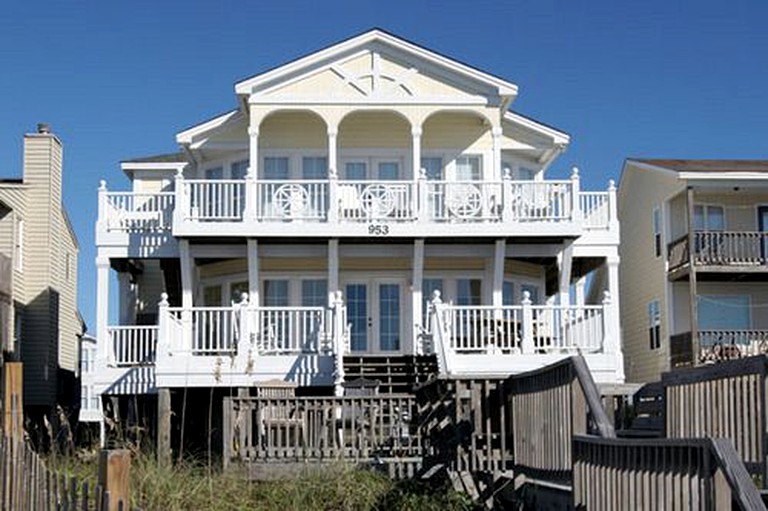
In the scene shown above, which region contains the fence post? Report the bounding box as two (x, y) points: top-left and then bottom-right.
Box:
(98, 449), (131, 511)
(157, 293), (169, 355)
(521, 291), (534, 354)
(3, 362), (23, 441)
(157, 388), (171, 468)
(97, 180), (108, 232)
(429, 290), (453, 375)
(571, 166), (582, 224)
(607, 179), (618, 232)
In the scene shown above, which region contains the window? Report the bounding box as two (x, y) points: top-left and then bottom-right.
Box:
(301, 279), (327, 307)
(302, 157), (327, 179)
(231, 160), (249, 180)
(456, 156), (481, 181)
(204, 167), (223, 180)
(517, 166), (536, 180)
(457, 279), (482, 305)
(648, 300), (661, 350)
(422, 278), (444, 325)
(652, 207), (662, 258)
(377, 162), (399, 180)
(81, 385), (88, 410)
(694, 205), (725, 231)
(263, 157), (289, 180)
(263, 280), (289, 306)
(344, 162), (367, 180)
(231, 281), (249, 304)
(14, 218), (22, 271)
(203, 285), (223, 307)
(421, 157), (443, 180)
(697, 295), (750, 331)
(502, 281), (515, 306)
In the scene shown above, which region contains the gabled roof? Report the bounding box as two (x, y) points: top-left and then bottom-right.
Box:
(628, 159), (768, 173)
(234, 28), (518, 98)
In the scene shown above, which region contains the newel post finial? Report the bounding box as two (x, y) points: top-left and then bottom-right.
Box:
(431, 289), (443, 305)
(159, 292), (169, 307)
(239, 292), (249, 306)
(503, 167), (511, 180)
(99, 179), (107, 191)
(521, 290), (532, 305)
(602, 290), (612, 305)
(608, 179), (616, 192)
(571, 166), (580, 180)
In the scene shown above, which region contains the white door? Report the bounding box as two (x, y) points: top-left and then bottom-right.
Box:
(344, 279), (406, 354)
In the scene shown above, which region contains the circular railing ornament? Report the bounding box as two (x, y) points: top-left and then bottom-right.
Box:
(446, 184), (482, 218)
(273, 184), (310, 218)
(360, 184), (396, 218)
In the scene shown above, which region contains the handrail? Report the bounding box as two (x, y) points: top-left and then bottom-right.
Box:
(573, 435), (767, 511)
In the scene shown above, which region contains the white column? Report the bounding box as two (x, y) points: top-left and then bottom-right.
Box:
(179, 240), (194, 309)
(245, 128), (259, 221)
(412, 239), (425, 355)
(558, 241), (574, 306)
(574, 275), (587, 307)
(327, 126), (338, 177)
(247, 239), (260, 307)
(328, 239), (339, 306)
(607, 255), (620, 324)
(492, 126), (503, 181)
(411, 126), (422, 179)
(96, 256), (111, 366)
(492, 239), (506, 308)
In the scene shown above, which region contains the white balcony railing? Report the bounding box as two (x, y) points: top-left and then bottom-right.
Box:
(161, 302), (335, 357)
(99, 187), (174, 232)
(108, 325), (158, 367)
(97, 168), (618, 237)
(428, 290), (617, 375)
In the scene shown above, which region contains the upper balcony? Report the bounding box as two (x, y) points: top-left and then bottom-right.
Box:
(96, 170), (617, 243)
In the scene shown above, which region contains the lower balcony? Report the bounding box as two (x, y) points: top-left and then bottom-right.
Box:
(670, 330), (768, 368)
(96, 296), (623, 392)
(668, 232), (768, 279)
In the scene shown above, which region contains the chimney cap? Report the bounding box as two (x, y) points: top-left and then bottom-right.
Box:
(37, 123), (51, 134)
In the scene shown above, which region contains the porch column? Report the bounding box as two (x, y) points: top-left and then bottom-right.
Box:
(327, 126), (338, 176)
(606, 254), (624, 380)
(574, 275), (587, 306)
(179, 239), (194, 309)
(558, 241), (574, 306)
(96, 256), (111, 365)
(245, 127), (259, 220)
(411, 126), (422, 179)
(328, 239), (339, 306)
(686, 186), (699, 361)
(412, 239), (425, 355)
(247, 239), (260, 307)
(492, 239), (506, 308)
(492, 127), (503, 181)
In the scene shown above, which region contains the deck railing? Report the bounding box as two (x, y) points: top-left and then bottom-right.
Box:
(99, 186), (174, 232)
(579, 190), (611, 229)
(108, 325), (158, 366)
(669, 231), (768, 271)
(256, 180), (328, 221)
(337, 180), (416, 221)
(671, 329), (768, 368)
(185, 179), (245, 221)
(431, 292), (610, 360)
(573, 436), (767, 511)
(223, 394), (420, 474)
(159, 299), (338, 358)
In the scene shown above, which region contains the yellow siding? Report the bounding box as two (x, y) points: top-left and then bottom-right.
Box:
(618, 163), (684, 383)
(260, 112), (326, 149)
(198, 259), (247, 279)
(338, 113), (410, 148)
(425, 257), (485, 270)
(262, 258), (326, 272)
(423, 113), (489, 151)
(340, 257), (410, 270)
(505, 260), (545, 279)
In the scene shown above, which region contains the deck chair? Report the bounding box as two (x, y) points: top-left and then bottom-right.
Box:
(253, 380), (303, 451)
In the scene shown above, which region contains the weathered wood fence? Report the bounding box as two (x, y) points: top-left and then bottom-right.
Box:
(573, 436), (765, 510)
(223, 393), (421, 478)
(0, 435), (132, 511)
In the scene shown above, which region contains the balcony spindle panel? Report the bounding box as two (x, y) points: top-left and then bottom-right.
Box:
(108, 325), (158, 366)
(506, 181), (573, 222)
(104, 192), (174, 232)
(427, 181), (502, 221)
(336, 181), (415, 222)
(186, 180), (245, 221)
(257, 181), (327, 221)
(580, 192), (610, 229)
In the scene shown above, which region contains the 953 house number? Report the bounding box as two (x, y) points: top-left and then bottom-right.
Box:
(368, 224), (390, 236)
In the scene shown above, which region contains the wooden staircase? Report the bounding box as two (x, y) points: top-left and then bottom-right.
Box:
(343, 355), (438, 394)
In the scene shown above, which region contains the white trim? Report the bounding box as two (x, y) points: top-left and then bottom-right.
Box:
(176, 110), (242, 145)
(503, 112), (570, 146)
(235, 29), (518, 97)
(121, 162), (188, 172)
(680, 172), (768, 181)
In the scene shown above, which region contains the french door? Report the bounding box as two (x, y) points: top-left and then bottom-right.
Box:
(344, 279), (405, 354)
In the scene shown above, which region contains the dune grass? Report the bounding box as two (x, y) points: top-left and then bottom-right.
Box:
(49, 449), (479, 511)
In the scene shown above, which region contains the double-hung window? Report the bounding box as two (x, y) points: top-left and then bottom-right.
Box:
(648, 300), (661, 350)
(652, 207), (662, 258)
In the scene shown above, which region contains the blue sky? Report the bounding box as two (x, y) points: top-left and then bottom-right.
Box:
(1, 0), (767, 329)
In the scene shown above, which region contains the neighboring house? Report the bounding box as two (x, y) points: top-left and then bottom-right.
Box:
(619, 159), (768, 383)
(94, 29), (622, 446)
(0, 124), (81, 426)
